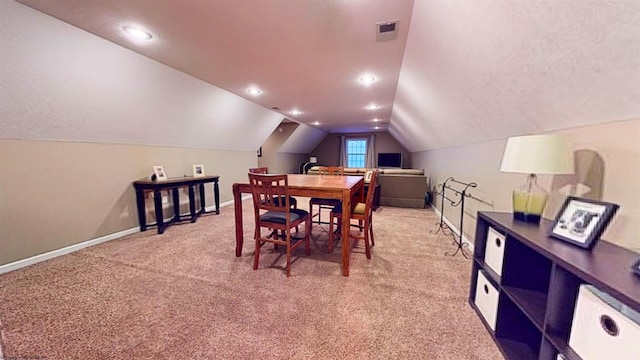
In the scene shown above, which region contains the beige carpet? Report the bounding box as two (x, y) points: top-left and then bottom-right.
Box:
(0, 199), (503, 359)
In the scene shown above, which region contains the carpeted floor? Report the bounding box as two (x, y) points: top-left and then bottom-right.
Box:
(0, 199), (503, 359)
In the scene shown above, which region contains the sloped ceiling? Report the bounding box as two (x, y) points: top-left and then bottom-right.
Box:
(391, 0), (640, 152)
(4, 1), (639, 154)
(278, 124), (327, 154)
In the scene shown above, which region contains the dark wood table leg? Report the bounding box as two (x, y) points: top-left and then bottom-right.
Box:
(172, 188), (180, 223)
(198, 183), (206, 214)
(135, 189), (147, 231)
(189, 185), (196, 222)
(153, 189), (165, 234)
(233, 184), (243, 257)
(214, 180), (220, 214)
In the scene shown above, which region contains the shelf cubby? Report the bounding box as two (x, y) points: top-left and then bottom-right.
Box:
(469, 212), (640, 360)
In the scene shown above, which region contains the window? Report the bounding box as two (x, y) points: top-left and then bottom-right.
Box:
(346, 138), (367, 168)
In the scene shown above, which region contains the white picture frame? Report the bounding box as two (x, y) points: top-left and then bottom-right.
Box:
(192, 164), (205, 178)
(364, 170), (373, 183)
(152, 165), (168, 181)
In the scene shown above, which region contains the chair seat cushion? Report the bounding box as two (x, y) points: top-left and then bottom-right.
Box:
(310, 198), (341, 206)
(332, 202), (366, 215)
(260, 208), (309, 224)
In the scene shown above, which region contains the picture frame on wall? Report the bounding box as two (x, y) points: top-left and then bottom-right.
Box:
(192, 164), (205, 178)
(152, 165), (168, 182)
(257, 147), (262, 157)
(549, 196), (619, 249)
(632, 257), (640, 278)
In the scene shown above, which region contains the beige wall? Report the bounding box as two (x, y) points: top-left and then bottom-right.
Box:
(0, 139), (257, 265)
(412, 118), (640, 253)
(311, 131), (412, 168)
(258, 122), (308, 174)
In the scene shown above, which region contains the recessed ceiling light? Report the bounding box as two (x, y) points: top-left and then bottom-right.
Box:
(359, 74), (377, 86)
(372, 118), (380, 122)
(247, 87), (262, 95)
(122, 26), (153, 40)
(290, 110), (302, 115)
(312, 121), (320, 126)
(366, 103), (380, 110)
(373, 126), (381, 130)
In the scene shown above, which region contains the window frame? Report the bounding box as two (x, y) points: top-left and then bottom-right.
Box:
(345, 138), (367, 168)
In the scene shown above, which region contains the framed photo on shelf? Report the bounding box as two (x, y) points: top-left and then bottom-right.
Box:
(192, 164), (205, 178)
(549, 196), (619, 249)
(364, 170), (373, 183)
(152, 165), (168, 182)
(632, 257), (640, 277)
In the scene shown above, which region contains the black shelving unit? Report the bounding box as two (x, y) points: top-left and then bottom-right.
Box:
(469, 212), (640, 360)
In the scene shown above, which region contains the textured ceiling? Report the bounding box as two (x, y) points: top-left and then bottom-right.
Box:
(10, 0), (640, 153)
(391, 0), (640, 152)
(17, 0), (414, 134)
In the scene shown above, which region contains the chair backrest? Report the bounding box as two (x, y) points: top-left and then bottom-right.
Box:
(249, 167), (269, 174)
(318, 166), (344, 175)
(364, 170), (379, 214)
(248, 173), (290, 213)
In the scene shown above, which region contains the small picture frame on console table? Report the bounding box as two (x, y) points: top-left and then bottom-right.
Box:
(549, 196), (619, 249)
(192, 164), (205, 178)
(152, 165), (168, 182)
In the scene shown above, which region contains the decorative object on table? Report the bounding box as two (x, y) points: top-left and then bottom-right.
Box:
(549, 196), (619, 249)
(500, 134), (574, 224)
(152, 165), (168, 181)
(632, 257), (640, 277)
(364, 169), (373, 183)
(192, 164), (205, 178)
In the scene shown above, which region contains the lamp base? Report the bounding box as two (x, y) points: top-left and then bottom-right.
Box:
(511, 174), (548, 225)
(513, 211), (541, 224)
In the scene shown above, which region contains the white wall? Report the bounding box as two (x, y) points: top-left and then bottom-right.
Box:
(413, 118), (640, 253)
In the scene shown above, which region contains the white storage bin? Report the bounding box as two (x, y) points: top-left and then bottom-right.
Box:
(484, 226), (506, 276)
(569, 284), (640, 359)
(475, 269), (500, 331)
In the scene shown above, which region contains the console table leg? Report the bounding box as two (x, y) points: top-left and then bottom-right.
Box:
(214, 181), (220, 214)
(153, 190), (165, 234)
(189, 185), (196, 222)
(135, 189), (147, 231)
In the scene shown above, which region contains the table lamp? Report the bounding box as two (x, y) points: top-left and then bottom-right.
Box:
(500, 134), (574, 223)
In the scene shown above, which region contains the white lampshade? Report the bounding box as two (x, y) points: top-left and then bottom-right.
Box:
(500, 134), (574, 175)
(309, 156), (318, 164)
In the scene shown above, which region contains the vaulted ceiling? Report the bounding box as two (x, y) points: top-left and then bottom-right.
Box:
(13, 0), (640, 153)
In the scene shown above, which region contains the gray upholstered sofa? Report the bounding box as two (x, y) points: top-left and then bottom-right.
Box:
(307, 166), (429, 208)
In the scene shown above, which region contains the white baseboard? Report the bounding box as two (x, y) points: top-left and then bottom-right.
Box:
(431, 205), (475, 252)
(0, 196), (247, 275)
(0, 227), (139, 275)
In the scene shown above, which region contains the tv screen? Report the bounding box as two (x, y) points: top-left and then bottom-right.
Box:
(377, 152), (402, 168)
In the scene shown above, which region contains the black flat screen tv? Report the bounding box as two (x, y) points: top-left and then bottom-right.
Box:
(377, 152), (402, 168)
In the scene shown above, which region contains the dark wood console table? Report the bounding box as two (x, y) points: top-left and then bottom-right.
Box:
(133, 175), (220, 234)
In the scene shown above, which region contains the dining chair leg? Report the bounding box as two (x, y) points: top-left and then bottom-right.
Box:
(328, 213), (335, 253)
(369, 223), (375, 247)
(305, 219), (311, 255)
(254, 229), (261, 270)
(364, 224), (371, 259)
(286, 236), (292, 277)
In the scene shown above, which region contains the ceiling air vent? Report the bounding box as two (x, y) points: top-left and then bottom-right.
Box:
(376, 20), (399, 42)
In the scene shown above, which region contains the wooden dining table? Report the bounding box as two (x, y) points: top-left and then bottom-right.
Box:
(232, 174), (364, 277)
